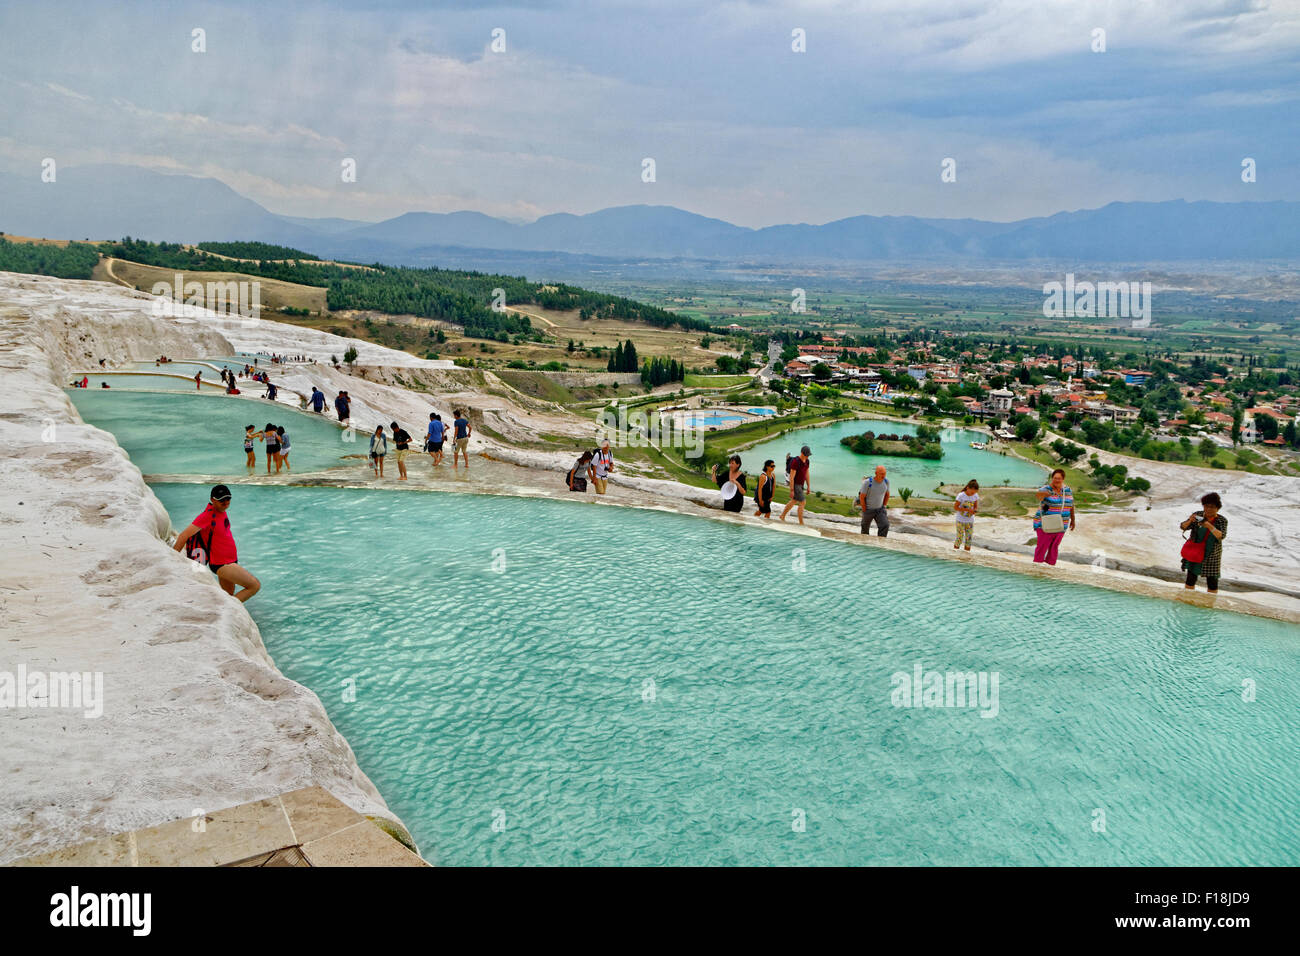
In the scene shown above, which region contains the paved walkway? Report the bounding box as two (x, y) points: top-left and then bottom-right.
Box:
(12, 787), (427, 867)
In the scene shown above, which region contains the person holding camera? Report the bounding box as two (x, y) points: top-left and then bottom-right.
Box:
(1180, 492), (1227, 593)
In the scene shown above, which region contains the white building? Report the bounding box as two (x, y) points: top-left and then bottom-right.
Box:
(988, 388), (1014, 414)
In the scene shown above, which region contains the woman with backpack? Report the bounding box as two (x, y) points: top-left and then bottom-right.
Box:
(1180, 492), (1227, 593)
(568, 450), (594, 492)
(173, 484), (261, 603)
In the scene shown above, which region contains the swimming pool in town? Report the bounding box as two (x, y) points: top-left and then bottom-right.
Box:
(681, 412), (747, 428)
(147, 482), (1300, 866)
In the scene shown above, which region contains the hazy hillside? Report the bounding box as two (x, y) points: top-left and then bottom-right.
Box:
(0, 165), (306, 244)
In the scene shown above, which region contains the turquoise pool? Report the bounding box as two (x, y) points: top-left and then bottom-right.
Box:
(71, 374), (221, 392)
(68, 390), (359, 475)
(150, 483), (1300, 866)
(683, 412), (746, 428)
(742, 419), (1046, 494)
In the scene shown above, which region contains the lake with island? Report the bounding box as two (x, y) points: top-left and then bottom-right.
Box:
(740, 418), (1047, 496)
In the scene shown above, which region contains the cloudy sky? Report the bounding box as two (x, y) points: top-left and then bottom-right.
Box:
(1, 0), (1297, 226)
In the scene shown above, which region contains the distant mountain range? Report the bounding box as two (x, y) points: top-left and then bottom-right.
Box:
(2, 164), (1297, 265)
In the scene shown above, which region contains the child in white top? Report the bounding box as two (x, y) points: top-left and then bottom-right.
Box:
(954, 479), (980, 551)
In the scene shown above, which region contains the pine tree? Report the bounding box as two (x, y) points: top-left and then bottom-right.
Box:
(623, 339), (638, 372)
(609, 342), (623, 373)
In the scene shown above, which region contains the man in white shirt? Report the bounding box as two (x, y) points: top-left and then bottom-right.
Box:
(592, 439), (614, 494)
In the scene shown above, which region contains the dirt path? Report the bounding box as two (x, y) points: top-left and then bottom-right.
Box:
(102, 257), (134, 289)
(179, 245), (377, 271)
(503, 304), (556, 328)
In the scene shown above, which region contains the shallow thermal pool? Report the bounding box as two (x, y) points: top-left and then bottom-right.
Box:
(70, 373), (221, 392)
(68, 390), (359, 475)
(150, 482), (1300, 866)
(742, 418), (1046, 495)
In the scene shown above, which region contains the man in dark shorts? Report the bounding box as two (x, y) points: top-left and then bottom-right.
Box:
(426, 413), (446, 467)
(172, 484), (261, 603)
(780, 445), (812, 525)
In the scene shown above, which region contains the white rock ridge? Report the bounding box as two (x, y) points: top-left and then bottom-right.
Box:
(0, 273), (412, 864)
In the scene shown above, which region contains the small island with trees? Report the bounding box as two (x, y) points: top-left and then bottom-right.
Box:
(842, 424), (946, 463)
(840, 424), (943, 460)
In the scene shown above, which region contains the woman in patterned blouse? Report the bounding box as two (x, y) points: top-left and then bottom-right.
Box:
(1032, 468), (1075, 566)
(1181, 492), (1227, 593)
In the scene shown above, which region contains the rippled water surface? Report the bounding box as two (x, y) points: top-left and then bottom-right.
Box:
(151, 483), (1300, 866)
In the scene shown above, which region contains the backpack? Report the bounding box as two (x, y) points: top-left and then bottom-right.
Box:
(185, 514), (216, 567)
(565, 467), (588, 492)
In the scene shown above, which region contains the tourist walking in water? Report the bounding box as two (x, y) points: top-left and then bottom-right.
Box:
(711, 455), (748, 513)
(780, 446), (812, 524)
(954, 479), (979, 551)
(1033, 468), (1075, 566)
(309, 387), (326, 413)
(426, 413), (446, 467)
(391, 421), (412, 480)
(592, 439), (614, 494)
(369, 424), (388, 477)
(173, 484), (261, 603)
(243, 425), (257, 472)
(260, 422), (280, 474)
(194, 370), (202, 391)
(335, 391), (350, 424)
(859, 465), (890, 536)
(753, 459), (776, 518)
(568, 450), (594, 491)
(452, 409), (471, 469)
(264, 380), (278, 402)
(275, 426), (291, 473)
(1181, 492), (1227, 593)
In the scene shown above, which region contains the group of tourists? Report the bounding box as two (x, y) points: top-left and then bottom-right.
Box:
(368, 409), (472, 479)
(244, 423), (291, 473)
(613, 440), (1230, 594)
